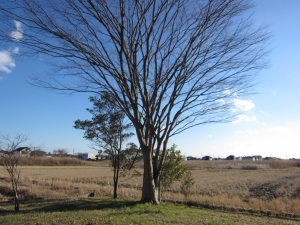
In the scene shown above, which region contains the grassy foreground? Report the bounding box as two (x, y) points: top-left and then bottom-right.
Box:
(0, 197), (299, 225)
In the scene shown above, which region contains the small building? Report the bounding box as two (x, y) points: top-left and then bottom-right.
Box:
(78, 152), (96, 160)
(202, 156), (213, 160)
(226, 155), (235, 160)
(13, 147), (31, 156)
(187, 156), (197, 160)
(253, 155), (262, 161)
(242, 156), (255, 161)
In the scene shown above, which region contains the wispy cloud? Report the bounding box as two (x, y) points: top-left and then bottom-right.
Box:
(232, 99), (255, 112)
(10, 21), (23, 41)
(232, 115), (256, 124)
(0, 48), (18, 73)
(260, 110), (271, 117)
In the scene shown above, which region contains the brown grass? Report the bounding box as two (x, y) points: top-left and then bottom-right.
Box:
(1, 159), (300, 215)
(182, 159), (300, 170)
(18, 156), (88, 166)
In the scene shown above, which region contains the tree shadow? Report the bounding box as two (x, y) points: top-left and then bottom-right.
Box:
(0, 197), (140, 215)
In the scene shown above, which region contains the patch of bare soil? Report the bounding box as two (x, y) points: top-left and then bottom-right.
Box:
(249, 175), (300, 201)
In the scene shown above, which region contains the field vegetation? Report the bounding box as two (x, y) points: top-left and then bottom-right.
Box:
(1, 157), (300, 222)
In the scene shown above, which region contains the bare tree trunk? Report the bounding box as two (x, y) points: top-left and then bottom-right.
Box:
(141, 151), (159, 204)
(113, 157), (119, 199)
(113, 181), (118, 199)
(113, 166), (120, 199)
(12, 179), (19, 212)
(14, 193), (19, 212)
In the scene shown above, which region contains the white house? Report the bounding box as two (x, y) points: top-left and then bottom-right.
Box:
(253, 155), (263, 161)
(78, 152), (96, 160)
(13, 147), (31, 156)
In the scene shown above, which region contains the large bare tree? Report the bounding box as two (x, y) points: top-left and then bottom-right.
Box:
(0, 0), (270, 203)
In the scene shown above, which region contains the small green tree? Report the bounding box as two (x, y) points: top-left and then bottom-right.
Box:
(159, 144), (188, 201)
(0, 134), (29, 212)
(74, 92), (141, 198)
(180, 171), (195, 201)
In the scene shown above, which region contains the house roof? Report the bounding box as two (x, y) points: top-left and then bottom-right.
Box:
(15, 147), (31, 152)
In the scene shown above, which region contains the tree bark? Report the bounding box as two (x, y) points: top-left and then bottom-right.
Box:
(141, 151), (159, 204)
(11, 178), (20, 211)
(14, 192), (19, 212)
(113, 181), (118, 199)
(113, 157), (119, 199)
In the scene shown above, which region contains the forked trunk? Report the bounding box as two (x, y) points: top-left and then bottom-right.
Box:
(141, 151), (159, 204)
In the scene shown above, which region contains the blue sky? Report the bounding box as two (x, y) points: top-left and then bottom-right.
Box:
(1, 0), (300, 159)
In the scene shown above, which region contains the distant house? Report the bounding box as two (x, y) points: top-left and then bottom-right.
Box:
(242, 156), (255, 161)
(78, 152), (96, 160)
(264, 157), (281, 160)
(253, 155), (262, 161)
(13, 147), (31, 156)
(242, 155), (262, 161)
(187, 156), (197, 160)
(226, 155), (235, 160)
(202, 156), (213, 160)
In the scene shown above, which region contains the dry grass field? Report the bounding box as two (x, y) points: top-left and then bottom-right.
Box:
(1, 159), (300, 216)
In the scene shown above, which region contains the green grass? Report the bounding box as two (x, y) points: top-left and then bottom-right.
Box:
(0, 197), (299, 225)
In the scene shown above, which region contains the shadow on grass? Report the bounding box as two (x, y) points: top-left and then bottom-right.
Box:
(0, 197), (140, 215)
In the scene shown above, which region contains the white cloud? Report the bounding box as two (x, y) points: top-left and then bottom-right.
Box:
(223, 88), (238, 96)
(232, 99), (255, 112)
(0, 49), (16, 73)
(232, 115), (256, 124)
(224, 89), (231, 95)
(212, 123), (300, 159)
(10, 21), (23, 41)
(260, 110), (271, 117)
(12, 47), (19, 54)
(208, 134), (212, 138)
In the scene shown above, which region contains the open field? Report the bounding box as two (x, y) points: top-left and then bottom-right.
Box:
(1, 159), (300, 218)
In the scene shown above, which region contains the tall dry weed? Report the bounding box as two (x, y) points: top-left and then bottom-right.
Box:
(17, 157), (86, 166)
